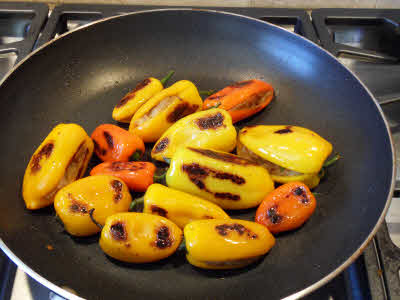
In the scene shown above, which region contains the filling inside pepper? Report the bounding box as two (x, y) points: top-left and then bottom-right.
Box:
(134, 96), (179, 127)
(231, 90), (273, 111)
(42, 142), (90, 202)
(237, 142), (302, 177)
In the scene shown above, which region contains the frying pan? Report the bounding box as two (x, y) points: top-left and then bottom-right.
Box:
(0, 9), (394, 300)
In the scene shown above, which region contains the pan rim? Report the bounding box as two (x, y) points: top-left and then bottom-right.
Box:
(0, 8), (395, 300)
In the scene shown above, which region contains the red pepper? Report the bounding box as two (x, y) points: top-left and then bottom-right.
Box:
(91, 124), (145, 162)
(90, 161), (156, 192)
(203, 79), (274, 123)
(255, 182), (316, 234)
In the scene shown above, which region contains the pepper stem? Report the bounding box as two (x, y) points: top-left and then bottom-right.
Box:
(199, 89), (215, 96)
(130, 150), (143, 161)
(129, 196), (144, 212)
(89, 209), (103, 230)
(160, 70), (175, 86)
(206, 103), (221, 110)
(323, 153), (341, 168)
(177, 237), (186, 252)
(153, 172), (166, 183)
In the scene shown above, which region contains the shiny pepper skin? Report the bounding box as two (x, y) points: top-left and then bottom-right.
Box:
(203, 79), (274, 123)
(184, 219), (275, 269)
(166, 147), (274, 209)
(90, 161), (156, 192)
(23, 124), (93, 210)
(129, 80), (203, 143)
(54, 175), (131, 236)
(151, 108), (237, 162)
(91, 124), (145, 162)
(237, 125), (332, 188)
(143, 184), (230, 228)
(99, 212), (182, 263)
(112, 77), (163, 123)
(255, 182), (316, 234)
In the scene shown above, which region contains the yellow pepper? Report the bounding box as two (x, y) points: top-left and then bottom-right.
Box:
(129, 80), (202, 143)
(184, 219), (275, 269)
(22, 124), (93, 210)
(112, 71), (174, 123)
(99, 212), (182, 263)
(139, 184), (229, 228)
(151, 108), (237, 162)
(166, 147), (274, 209)
(54, 175), (132, 236)
(237, 125), (332, 188)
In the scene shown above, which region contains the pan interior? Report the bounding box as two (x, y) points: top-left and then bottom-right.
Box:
(0, 10), (393, 300)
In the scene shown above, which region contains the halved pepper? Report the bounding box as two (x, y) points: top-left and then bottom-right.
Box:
(112, 71), (174, 123)
(23, 124), (93, 210)
(203, 79), (274, 123)
(137, 184), (230, 228)
(151, 108), (237, 162)
(166, 147), (274, 209)
(184, 219), (275, 269)
(129, 80), (203, 143)
(99, 212), (182, 263)
(91, 124), (145, 162)
(90, 161), (156, 192)
(54, 175), (132, 236)
(237, 125), (333, 188)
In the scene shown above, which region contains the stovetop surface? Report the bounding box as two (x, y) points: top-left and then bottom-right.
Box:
(0, 4), (399, 300)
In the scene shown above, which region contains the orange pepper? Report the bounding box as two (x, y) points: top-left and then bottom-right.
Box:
(90, 161), (156, 192)
(255, 182), (316, 234)
(91, 124), (145, 162)
(203, 79), (274, 123)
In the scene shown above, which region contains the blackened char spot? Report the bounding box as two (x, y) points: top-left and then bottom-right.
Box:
(274, 126), (292, 134)
(195, 112), (225, 130)
(301, 197), (310, 204)
(153, 137), (169, 153)
(116, 78), (151, 108)
(215, 223), (257, 239)
(110, 222), (127, 241)
(31, 142), (54, 173)
(214, 192), (240, 201)
(110, 161), (146, 172)
(293, 187), (304, 196)
(151, 205), (167, 217)
(214, 173), (245, 185)
(111, 180), (123, 203)
(69, 194), (88, 214)
(187, 147), (256, 166)
(155, 226), (172, 249)
(267, 206), (282, 224)
(230, 80), (254, 88)
(103, 131), (114, 149)
(93, 139), (106, 157)
(167, 102), (199, 123)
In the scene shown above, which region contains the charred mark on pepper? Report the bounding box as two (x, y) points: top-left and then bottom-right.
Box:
(109, 161), (146, 172)
(116, 78), (151, 108)
(153, 137), (169, 153)
(69, 194), (88, 214)
(187, 147), (256, 166)
(215, 192), (240, 201)
(274, 126), (292, 134)
(111, 180), (123, 203)
(230, 80), (254, 88)
(182, 163), (243, 200)
(31, 142), (54, 173)
(215, 223), (257, 239)
(103, 131), (114, 149)
(110, 222), (127, 241)
(293, 187), (304, 196)
(167, 102), (199, 123)
(195, 112), (225, 130)
(155, 226), (172, 249)
(267, 206), (282, 224)
(93, 140), (106, 157)
(151, 205), (168, 217)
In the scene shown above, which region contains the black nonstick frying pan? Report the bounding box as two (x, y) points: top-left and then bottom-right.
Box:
(0, 9), (395, 300)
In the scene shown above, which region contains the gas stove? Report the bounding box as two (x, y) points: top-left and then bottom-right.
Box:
(1, 4), (399, 300)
